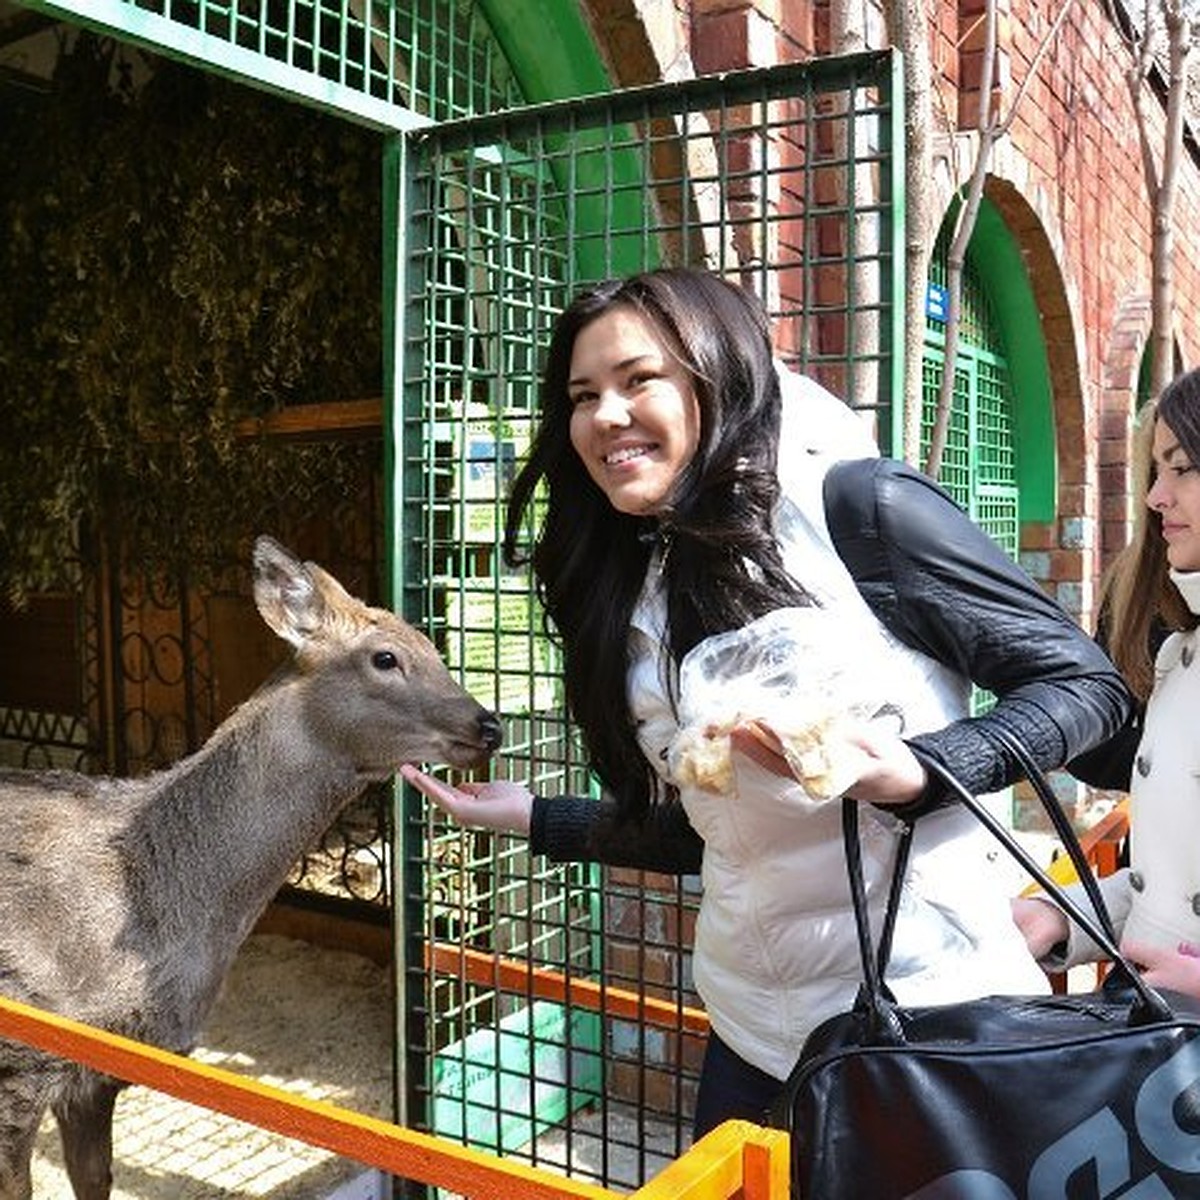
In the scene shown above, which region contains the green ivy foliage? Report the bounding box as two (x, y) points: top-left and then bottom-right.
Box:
(0, 34), (383, 601)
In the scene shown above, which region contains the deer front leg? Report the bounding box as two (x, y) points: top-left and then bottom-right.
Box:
(0, 1089), (46, 1200)
(52, 1078), (121, 1200)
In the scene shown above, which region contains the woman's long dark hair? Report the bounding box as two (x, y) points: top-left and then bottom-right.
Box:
(503, 268), (811, 816)
(1102, 367), (1200, 700)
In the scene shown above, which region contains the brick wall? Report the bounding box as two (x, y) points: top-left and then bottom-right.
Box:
(585, 0), (1200, 605)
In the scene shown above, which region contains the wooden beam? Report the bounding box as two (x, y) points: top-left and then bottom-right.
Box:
(0, 993), (620, 1200)
(427, 942), (710, 1035)
(234, 398), (383, 441)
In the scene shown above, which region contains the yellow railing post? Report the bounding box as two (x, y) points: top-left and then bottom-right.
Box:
(627, 1121), (789, 1200)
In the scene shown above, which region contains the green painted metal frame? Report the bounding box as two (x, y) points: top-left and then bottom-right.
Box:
(477, 0), (610, 104)
(18, 0), (433, 129)
(398, 49), (907, 1190)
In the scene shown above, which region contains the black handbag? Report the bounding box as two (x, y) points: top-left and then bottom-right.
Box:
(770, 730), (1200, 1199)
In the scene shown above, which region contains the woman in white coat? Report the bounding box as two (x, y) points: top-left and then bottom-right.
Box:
(1015, 367), (1200, 994)
(406, 268), (1132, 1135)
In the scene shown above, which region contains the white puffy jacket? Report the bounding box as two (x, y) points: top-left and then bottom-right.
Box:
(624, 379), (1049, 1080)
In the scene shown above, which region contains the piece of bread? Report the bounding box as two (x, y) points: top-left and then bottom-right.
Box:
(671, 723), (737, 793)
(671, 714), (863, 800)
(742, 717), (851, 800)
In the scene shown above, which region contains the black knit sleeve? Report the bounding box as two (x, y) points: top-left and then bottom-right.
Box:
(530, 792), (704, 874)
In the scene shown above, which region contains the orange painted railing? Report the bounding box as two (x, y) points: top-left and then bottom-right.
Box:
(1019, 797), (1130, 897)
(2, 814), (1127, 1199)
(1040, 798), (1130, 888)
(426, 941), (711, 1035)
(0, 992), (786, 1200)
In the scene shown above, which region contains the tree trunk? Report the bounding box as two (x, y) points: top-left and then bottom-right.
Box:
(829, 2), (880, 415)
(885, 0), (935, 466)
(1149, 3), (1192, 397)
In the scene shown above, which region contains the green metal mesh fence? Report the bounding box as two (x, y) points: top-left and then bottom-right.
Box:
(396, 50), (903, 1193)
(25, 0), (524, 124)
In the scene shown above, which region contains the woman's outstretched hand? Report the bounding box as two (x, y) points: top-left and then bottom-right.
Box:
(399, 764), (534, 835)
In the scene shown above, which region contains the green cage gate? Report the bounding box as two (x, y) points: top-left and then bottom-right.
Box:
(393, 51), (904, 1194)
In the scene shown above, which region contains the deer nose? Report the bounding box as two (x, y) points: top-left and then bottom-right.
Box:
(479, 712), (504, 751)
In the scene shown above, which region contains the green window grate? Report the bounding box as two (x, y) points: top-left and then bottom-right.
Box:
(923, 229), (1018, 549)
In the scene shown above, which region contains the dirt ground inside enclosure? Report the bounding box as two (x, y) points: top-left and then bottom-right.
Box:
(32, 934), (394, 1200)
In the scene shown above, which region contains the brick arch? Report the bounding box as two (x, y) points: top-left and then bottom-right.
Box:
(977, 172), (1102, 624)
(581, 0), (695, 86)
(1099, 295), (1152, 570)
(981, 177), (1086, 500)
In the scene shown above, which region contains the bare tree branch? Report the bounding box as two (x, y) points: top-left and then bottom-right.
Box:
(924, 0), (1080, 478)
(1112, 0), (1193, 396)
(924, 0), (998, 478)
(996, 2), (1079, 138)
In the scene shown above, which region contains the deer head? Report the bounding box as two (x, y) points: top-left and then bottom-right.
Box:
(252, 536), (502, 776)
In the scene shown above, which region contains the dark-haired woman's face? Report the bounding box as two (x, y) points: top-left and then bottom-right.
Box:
(1147, 416), (1200, 571)
(566, 306), (701, 516)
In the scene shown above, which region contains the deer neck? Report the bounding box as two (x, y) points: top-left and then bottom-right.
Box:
(123, 678), (367, 961)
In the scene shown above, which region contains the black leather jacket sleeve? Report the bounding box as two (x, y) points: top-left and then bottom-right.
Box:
(1067, 718), (1139, 792)
(825, 458), (1136, 805)
(530, 456), (1136, 868)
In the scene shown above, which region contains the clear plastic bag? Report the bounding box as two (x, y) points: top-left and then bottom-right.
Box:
(668, 606), (899, 800)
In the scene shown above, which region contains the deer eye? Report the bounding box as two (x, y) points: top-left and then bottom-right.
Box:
(371, 650), (399, 671)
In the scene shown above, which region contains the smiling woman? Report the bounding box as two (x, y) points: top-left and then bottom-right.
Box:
(566, 307), (702, 517)
(403, 266), (1133, 1140)
(1147, 412), (1200, 572)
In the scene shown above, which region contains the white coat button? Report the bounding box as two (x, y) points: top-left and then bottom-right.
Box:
(1130, 871), (1145, 892)
(1136, 754), (1152, 778)
(1191, 894), (1200, 917)
(1183, 644), (1195, 669)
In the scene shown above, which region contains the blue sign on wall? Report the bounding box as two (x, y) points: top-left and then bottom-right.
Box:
(926, 282), (949, 322)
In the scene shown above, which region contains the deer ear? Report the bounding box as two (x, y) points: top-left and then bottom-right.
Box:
(252, 536), (326, 647)
(304, 562), (358, 612)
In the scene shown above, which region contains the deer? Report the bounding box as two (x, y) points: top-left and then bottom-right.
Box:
(0, 535), (503, 1200)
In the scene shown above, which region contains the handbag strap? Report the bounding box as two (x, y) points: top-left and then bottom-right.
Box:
(904, 741), (1172, 1023)
(988, 725), (1119, 948)
(841, 798), (908, 1043)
